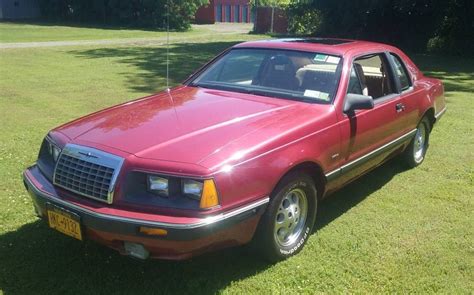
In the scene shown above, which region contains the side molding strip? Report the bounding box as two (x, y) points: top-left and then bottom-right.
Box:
(325, 129), (417, 180)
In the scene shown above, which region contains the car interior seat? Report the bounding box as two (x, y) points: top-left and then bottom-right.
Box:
(258, 55), (299, 90)
(300, 69), (336, 94)
(353, 63), (369, 96)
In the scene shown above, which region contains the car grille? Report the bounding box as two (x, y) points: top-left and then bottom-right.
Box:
(53, 144), (124, 204)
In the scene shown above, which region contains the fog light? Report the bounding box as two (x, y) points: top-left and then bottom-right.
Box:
(124, 242), (149, 260)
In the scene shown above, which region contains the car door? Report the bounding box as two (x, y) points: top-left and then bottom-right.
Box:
(388, 52), (420, 133)
(335, 52), (412, 184)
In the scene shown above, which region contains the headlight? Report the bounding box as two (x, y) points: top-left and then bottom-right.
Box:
(46, 137), (62, 162)
(182, 179), (203, 199)
(147, 175), (169, 196)
(143, 174), (219, 209)
(52, 145), (61, 162)
(183, 179), (219, 209)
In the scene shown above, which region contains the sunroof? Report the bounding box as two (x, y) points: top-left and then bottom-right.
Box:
(285, 38), (353, 45)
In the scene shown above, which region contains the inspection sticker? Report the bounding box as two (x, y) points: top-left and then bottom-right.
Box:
(326, 56), (341, 64)
(304, 90), (331, 101)
(319, 92), (330, 101)
(314, 54), (328, 62)
(304, 90), (321, 98)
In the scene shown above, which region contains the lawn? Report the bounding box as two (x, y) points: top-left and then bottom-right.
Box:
(0, 24), (473, 294)
(0, 22), (251, 43)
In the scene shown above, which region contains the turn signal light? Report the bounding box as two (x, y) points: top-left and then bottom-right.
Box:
(200, 179), (219, 209)
(139, 227), (168, 236)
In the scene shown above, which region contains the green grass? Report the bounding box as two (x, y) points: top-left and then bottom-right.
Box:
(0, 21), (221, 43)
(0, 25), (473, 294)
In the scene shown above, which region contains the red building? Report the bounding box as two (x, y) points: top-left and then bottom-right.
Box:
(195, 0), (252, 24)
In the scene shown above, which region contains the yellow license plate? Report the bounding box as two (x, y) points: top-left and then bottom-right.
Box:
(47, 207), (82, 241)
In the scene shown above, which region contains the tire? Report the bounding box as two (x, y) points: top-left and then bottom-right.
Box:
(402, 117), (431, 168)
(253, 171), (317, 262)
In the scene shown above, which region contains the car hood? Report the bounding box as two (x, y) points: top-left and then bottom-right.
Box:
(56, 86), (325, 171)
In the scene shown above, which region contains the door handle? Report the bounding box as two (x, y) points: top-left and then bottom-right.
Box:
(396, 103), (406, 113)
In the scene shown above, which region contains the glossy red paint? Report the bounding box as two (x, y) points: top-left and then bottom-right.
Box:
(24, 39), (445, 259)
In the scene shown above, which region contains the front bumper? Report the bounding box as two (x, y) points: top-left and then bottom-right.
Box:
(23, 165), (268, 260)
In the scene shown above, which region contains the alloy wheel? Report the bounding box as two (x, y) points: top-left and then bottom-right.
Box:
(274, 188), (308, 247)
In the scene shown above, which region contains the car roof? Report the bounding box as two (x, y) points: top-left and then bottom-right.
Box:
(233, 38), (396, 57)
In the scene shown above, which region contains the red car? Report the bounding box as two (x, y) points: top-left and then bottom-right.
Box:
(23, 38), (446, 261)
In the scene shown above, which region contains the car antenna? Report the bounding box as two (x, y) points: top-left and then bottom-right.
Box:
(166, 0), (170, 92)
(165, 0), (182, 126)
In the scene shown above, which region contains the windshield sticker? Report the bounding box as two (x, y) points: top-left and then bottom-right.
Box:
(304, 90), (330, 101)
(304, 90), (321, 98)
(319, 92), (330, 101)
(326, 56), (341, 64)
(314, 54), (328, 62)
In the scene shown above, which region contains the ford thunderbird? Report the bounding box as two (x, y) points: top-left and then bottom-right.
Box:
(23, 38), (446, 261)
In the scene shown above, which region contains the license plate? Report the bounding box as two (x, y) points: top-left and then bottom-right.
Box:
(47, 205), (83, 241)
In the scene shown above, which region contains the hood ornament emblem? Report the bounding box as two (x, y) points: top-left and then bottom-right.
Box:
(78, 151), (99, 159)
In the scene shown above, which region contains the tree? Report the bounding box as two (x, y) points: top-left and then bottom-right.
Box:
(287, 0), (474, 54)
(254, 0), (291, 7)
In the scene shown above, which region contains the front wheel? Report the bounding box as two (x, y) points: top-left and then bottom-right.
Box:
(402, 117), (431, 168)
(253, 172), (317, 262)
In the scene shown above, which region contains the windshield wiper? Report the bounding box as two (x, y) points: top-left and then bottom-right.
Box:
(193, 82), (256, 95)
(191, 82), (324, 104)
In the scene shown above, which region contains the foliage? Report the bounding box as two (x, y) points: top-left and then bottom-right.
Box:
(287, 3), (322, 35)
(38, 0), (208, 31)
(427, 0), (474, 54)
(251, 0), (291, 8)
(287, 0), (474, 55)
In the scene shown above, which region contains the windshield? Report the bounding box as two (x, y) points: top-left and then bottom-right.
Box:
(190, 48), (343, 104)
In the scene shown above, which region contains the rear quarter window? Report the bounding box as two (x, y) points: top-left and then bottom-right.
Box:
(390, 53), (412, 91)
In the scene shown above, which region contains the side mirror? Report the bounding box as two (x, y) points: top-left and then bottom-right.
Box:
(343, 93), (374, 114)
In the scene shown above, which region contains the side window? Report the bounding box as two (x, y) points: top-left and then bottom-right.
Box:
(390, 53), (412, 91)
(353, 54), (396, 99)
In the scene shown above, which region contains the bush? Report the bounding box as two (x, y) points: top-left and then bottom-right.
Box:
(287, 6), (322, 35)
(427, 36), (447, 54)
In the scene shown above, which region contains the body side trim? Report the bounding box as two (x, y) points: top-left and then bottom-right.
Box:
(325, 128), (417, 180)
(434, 106), (447, 120)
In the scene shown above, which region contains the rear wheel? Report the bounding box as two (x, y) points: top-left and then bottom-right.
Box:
(254, 172), (317, 262)
(402, 117), (431, 168)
